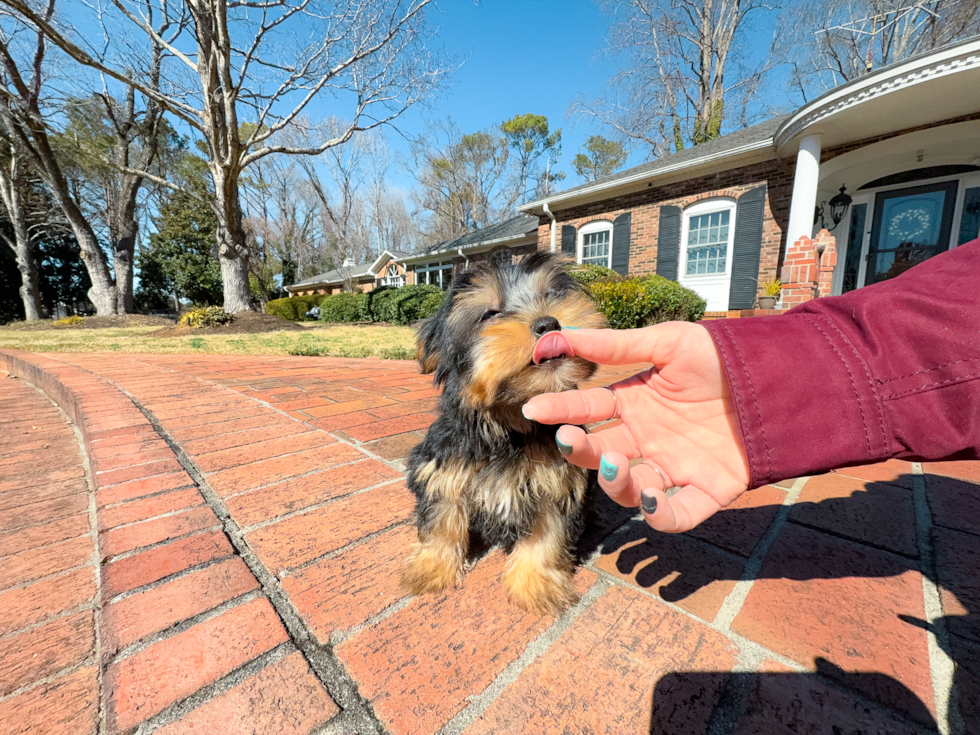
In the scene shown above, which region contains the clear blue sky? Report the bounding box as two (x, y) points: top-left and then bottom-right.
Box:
(370, 0), (626, 190)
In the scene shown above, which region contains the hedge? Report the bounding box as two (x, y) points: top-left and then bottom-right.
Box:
(318, 292), (369, 323)
(568, 263), (623, 286)
(264, 294), (325, 321)
(317, 285), (446, 325)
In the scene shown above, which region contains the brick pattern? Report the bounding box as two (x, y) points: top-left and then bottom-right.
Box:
(2, 350), (978, 734)
(781, 229), (838, 308)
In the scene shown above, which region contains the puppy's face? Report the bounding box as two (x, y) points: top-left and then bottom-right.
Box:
(417, 253), (606, 414)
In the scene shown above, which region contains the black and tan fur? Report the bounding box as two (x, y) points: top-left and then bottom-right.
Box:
(402, 253), (607, 615)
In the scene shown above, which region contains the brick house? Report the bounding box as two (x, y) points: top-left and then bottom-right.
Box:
(516, 37), (980, 315)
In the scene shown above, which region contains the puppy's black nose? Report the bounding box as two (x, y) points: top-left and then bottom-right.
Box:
(531, 316), (561, 338)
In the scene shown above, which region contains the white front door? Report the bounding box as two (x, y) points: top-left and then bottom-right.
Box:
(677, 201), (736, 311)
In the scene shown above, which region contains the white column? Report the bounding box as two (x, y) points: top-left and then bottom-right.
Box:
(786, 133), (823, 246)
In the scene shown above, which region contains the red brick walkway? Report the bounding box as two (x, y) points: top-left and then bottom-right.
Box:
(1, 348), (977, 734)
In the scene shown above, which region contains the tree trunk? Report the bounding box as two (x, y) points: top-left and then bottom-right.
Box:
(11, 228), (42, 321)
(64, 206), (119, 315)
(111, 191), (139, 313)
(211, 165), (254, 313)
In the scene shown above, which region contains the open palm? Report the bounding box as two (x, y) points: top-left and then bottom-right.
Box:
(522, 321), (751, 532)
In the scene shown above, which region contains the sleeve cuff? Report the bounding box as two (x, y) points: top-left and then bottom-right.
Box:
(702, 313), (890, 488)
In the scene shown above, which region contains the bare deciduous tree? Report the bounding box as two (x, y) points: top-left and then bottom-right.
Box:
(0, 0), (130, 314)
(574, 0), (780, 158)
(0, 136), (48, 318)
(787, 0), (980, 98)
(409, 118), (511, 244)
(8, 0), (447, 311)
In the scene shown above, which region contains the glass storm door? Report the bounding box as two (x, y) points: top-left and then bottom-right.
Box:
(865, 181), (957, 286)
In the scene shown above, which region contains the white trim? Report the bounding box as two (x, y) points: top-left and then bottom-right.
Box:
(577, 220), (614, 268)
(678, 199), (737, 311)
(775, 36), (980, 151)
(414, 259), (455, 290)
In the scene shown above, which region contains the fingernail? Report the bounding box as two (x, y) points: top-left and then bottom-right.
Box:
(521, 403), (534, 420)
(641, 491), (658, 515)
(555, 430), (572, 456)
(563, 326), (580, 330)
(599, 455), (618, 481)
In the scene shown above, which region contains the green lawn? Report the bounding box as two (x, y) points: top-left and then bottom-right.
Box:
(0, 322), (418, 358)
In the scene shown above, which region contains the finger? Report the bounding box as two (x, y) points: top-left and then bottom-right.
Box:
(555, 424), (639, 470)
(559, 323), (693, 367)
(523, 386), (617, 425)
(596, 450), (635, 507)
(640, 484), (724, 533)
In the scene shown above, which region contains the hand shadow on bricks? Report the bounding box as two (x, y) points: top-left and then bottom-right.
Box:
(590, 473), (978, 733)
(649, 658), (940, 734)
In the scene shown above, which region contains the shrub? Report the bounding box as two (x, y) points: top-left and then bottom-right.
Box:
(179, 306), (234, 328)
(635, 275), (707, 324)
(364, 284), (445, 325)
(567, 263), (623, 286)
(318, 292), (368, 323)
(264, 295), (324, 321)
(53, 315), (84, 327)
(585, 275), (706, 329)
(587, 281), (654, 329)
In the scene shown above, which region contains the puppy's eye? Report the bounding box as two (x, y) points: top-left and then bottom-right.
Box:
(480, 310), (501, 322)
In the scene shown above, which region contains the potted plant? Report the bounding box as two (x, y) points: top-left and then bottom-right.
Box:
(756, 278), (781, 310)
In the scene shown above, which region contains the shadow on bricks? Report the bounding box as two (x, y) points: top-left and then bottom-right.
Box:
(598, 475), (978, 733)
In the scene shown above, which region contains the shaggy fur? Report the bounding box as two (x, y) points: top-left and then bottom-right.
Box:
(402, 252), (607, 614)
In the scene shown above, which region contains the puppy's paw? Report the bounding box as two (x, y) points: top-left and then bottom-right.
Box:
(401, 541), (463, 596)
(503, 563), (578, 616)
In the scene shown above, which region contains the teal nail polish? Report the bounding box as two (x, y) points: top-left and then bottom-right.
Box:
(600, 455), (618, 482)
(563, 326), (580, 330)
(641, 491), (658, 515)
(556, 431), (573, 456)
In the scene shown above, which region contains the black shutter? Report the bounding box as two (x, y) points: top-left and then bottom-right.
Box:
(561, 225), (577, 256)
(728, 185), (767, 309)
(656, 206), (681, 281)
(611, 213), (631, 276)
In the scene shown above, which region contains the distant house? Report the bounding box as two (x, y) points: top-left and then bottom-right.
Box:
(286, 215), (540, 295)
(516, 36), (980, 314)
(287, 252), (414, 296)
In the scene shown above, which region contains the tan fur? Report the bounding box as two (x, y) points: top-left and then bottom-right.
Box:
(401, 461), (476, 594)
(503, 505), (578, 615)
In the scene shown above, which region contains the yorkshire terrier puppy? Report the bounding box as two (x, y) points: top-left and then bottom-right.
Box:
(402, 252), (607, 615)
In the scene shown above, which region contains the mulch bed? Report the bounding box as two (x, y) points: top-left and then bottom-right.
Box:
(146, 311), (306, 337)
(1, 315), (175, 331)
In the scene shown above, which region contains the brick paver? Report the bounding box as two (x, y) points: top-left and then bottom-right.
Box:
(2, 348), (979, 733)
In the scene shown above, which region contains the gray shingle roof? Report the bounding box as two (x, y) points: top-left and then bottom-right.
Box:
(420, 213), (539, 256)
(533, 116), (789, 203)
(290, 263), (375, 288)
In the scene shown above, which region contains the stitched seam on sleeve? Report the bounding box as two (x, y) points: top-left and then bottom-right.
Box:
(720, 321), (773, 482)
(881, 371), (980, 400)
(805, 314), (874, 460)
(709, 323), (759, 485)
(878, 355), (980, 384)
(812, 314), (888, 452)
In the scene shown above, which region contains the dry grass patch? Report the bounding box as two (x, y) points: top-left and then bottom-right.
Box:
(0, 322), (417, 358)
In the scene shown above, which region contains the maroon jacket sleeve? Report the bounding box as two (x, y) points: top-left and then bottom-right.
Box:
(702, 239), (980, 489)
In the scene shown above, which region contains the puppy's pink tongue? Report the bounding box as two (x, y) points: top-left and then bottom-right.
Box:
(533, 331), (574, 364)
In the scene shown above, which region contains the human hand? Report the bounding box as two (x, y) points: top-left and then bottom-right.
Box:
(523, 322), (751, 533)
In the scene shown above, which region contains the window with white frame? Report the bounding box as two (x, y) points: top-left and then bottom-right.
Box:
(683, 205), (733, 276)
(415, 261), (454, 290)
(578, 221), (613, 268)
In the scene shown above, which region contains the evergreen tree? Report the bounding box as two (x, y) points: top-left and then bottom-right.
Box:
(137, 189), (223, 309)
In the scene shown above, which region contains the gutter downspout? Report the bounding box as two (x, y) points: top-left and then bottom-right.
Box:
(458, 248), (470, 269)
(543, 202), (557, 253)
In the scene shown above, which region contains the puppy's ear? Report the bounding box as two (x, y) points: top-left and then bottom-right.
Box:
(416, 295), (450, 374)
(416, 318), (441, 374)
